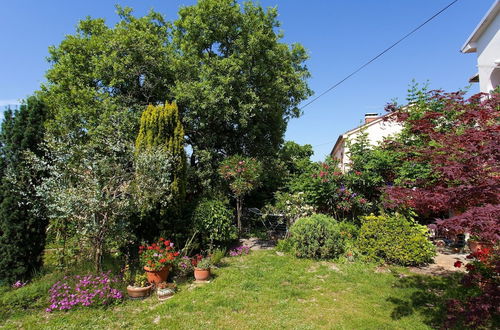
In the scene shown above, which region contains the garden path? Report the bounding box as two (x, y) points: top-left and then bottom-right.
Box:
(239, 237), (276, 250)
(409, 250), (468, 276)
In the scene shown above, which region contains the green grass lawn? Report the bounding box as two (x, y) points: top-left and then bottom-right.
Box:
(1, 250), (457, 329)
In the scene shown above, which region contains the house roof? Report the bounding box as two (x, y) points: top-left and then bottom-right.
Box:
(469, 72), (480, 83)
(330, 113), (392, 157)
(461, 0), (500, 53)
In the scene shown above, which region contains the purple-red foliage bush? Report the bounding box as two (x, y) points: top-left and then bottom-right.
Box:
(446, 247), (500, 328)
(383, 90), (500, 328)
(384, 91), (499, 242)
(46, 272), (122, 312)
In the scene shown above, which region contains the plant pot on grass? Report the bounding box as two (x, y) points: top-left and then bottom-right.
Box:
(124, 272), (152, 299)
(127, 284), (153, 299)
(144, 265), (171, 285)
(468, 239), (494, 254)
(194, 257), (212, 281)
(139, 238), (180, 285)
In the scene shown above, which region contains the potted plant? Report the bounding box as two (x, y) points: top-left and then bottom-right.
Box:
(194, 256), (212, 281)
(124, 271), (152, 299)
(173, 256), (195, 281)
(156, 282), (177, 301)
(468, 236), (494, 254)
(139, 238), (180, 285)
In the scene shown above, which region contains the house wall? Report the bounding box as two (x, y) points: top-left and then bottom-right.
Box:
(338, 119), (402, 171)
(476, 11), (500, 93)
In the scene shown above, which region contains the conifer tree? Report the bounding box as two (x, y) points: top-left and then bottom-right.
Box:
(135, 102), (187, 227)
(0, 96), (48, 283)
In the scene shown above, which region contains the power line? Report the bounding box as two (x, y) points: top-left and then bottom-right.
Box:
(299, 0), (459, 111)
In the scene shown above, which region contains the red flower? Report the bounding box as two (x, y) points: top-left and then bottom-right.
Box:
(159, 258), (167, 263)
(174, 252), (180, 257)
(454, 261), (462, 268)
(465, 264), (475, 271)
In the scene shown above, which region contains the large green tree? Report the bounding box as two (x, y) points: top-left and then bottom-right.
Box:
(173, 0), (312, 186)
(42, 6), (174, 143)
(0, 96), (48, 283)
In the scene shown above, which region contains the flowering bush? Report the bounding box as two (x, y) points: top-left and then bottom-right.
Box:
(190, 254), (203, 267)
(46, 272), (122, 312)
(263, 191), (314, 229)
(229, 246), (251, 257)
(219, 155), (262, 232)
(446, 247), (499, 328)
(139, 238), (180, 271)
(289, 157), (372, 222)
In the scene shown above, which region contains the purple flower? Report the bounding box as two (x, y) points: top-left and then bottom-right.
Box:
(11, 280), (27, 289)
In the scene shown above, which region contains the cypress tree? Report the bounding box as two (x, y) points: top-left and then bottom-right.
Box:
(135, 102), (187, 233)
(0, 96), (48, 283)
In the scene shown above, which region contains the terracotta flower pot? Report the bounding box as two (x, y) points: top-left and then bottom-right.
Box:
(127, 285), (152, 299)
(194, 268), (211, 281)
(144, 266), (170, 285)
(468, 240), (493, 254)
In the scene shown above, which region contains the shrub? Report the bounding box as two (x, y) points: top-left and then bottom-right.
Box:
(357, 214), (435, 266)
(338, 221), (359, 240)
(193, 199), (237, 251)
(289, 214), (345, 259)
(210, 248), (226, 266)
(276, 238), (295, 254)
(446, 247), (500, 329)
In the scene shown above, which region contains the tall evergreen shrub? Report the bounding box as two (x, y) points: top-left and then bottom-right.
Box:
(0, 96), (48, 283)
(135, 102), (187, 235)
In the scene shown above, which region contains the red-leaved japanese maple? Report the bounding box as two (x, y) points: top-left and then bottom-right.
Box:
(383, 90), (499, 328)
(383, 91), (499, 242)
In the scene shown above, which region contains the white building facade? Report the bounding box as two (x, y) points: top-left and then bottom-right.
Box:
(461, 1), (500, 93)
(330, 113), (402, 172)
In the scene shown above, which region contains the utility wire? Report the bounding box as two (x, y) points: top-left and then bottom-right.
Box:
(299, 0), (459, 111)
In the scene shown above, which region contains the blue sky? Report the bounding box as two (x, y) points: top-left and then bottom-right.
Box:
(0, 0), (493, 160)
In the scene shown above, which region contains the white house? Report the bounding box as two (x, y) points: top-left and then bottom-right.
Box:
(330, 113), (402, 172)
(461, 0), (500, 93)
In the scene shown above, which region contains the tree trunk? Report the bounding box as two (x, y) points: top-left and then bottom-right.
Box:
(236, 196), (243, 234)
(94, 238), (103, 272)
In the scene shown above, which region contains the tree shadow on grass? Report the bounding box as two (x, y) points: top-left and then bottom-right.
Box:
(387, 273), (464, 328)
